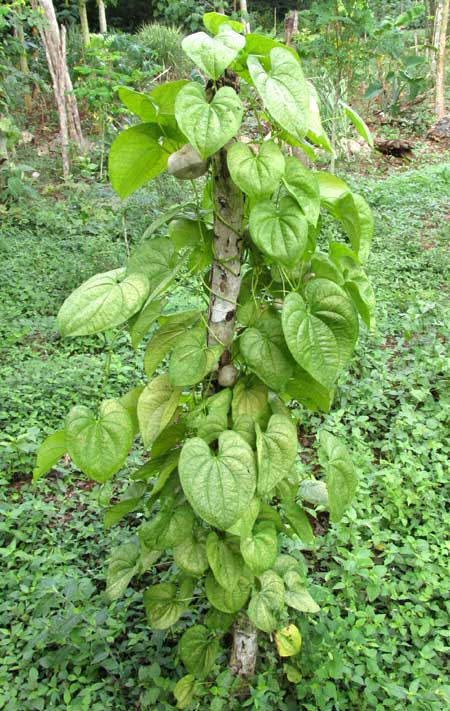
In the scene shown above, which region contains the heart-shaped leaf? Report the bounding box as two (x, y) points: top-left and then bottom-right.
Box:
(248, 48), (310, 140)
(106, 542), (140, 601)
(256, 414), (298, 496)
(206, 531), (243, 591)
(169, 327), (222, 387)
(33, 431), (66, 481)
(109, 124), (169, 199)
(232, 378), (270, 425)
(137, 375), (181, 448)
(173, 533), (209, 576)
(65, 400), (133, 482)
(281, 499), (315, 545)
(249, 196), (308, 267)
(275, 624), (302, 656)
(286, 367), (335, 413)
(227, 497), (260, 538)
(240, 309), (295, 392)
(175, 83), (243, 159)
(144, 310), (200, 378)
(205, 572), (252, 613)
(144, 578), (194, 629)
(241, 523), (278, 575)
(282, 280), (359, 389)
(127, 237), (183, 301)
(129, 300), (163, 350)
(182, 25), (245, 80)
(174, 675), (199, 710)
(248, 570), (285, 633)
(282, 157), (320, 226)
(179, 625), (221, 677)
(203, 12), (244, 35)
(285, 586), (320, 613)
(179, 431), (256, 530)
(319, 431), (357, 523)
(227, 140), (285, 198)
(58, 268), (149, 337)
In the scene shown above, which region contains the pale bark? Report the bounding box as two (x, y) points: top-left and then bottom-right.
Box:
(31, 0), (85, 176)
(98, 0), (107, 34)
(431, 0), (444, 72)
(207, 146), (244, 377)
(240, 1), (251, 34)
(16, 19), (33, 113)
(284, 10), (299, 47)
(79, 0), (90, 48)
(435, 0), (449, 119)
(230, 618), (258, 677)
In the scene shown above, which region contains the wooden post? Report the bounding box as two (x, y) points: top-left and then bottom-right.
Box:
(435, 0), (449, 119)
(284, 10), (299, 47)
(16, 18), (33, 113)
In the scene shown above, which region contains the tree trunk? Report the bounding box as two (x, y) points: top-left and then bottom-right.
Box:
(435, 0), (449, 119)
(240, 1), (251, 34)
(79, 0), (90, 48)
(431, 0), (444, 72)
(98, 0), (107, 33)
(207, 146), (244, 383)
(16, 19), (33, 113)
(230, 618), (258, 677)
(284, 10), (299, 47)
(31, 0), (85, 176)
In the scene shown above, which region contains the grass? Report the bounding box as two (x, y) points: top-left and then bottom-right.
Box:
(1, 157), (449, 710)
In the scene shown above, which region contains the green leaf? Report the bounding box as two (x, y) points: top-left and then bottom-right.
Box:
(241, 523), (278, 575)
(232, 378), (270, 425)
(204, 608), (235, 632)
(282, 157), (320, 226)
(281, 500), (314, 545)
(175, 83), (243, 159)
(66, 400), (133, 483)
(240, 309), (295, 392)
(227, 140), (285, 198)
(104, 482), (146, 528)
(286, 367), (334, 413)
(256, 414), (298, 496)
(144, 578), (194, 629)
(173, 531), (209, 576)
(117, 86), (157, 122)
(299, 479), (328, 507)
(248, 48), (309, 141)
(182, 26), (245, 80)
(249, 196), (308, 267)
(169, 218), (204, 249)
(127, 237), (184, 300)
(151, 422), (187, 458)
(129, 300), (163, 350)
(149, 80), (190, 124)
(174, 674), (198, 710)
(282, 281), (359, 389)
(106, 542), (139, 601)
(170, 327), (222, 387)
(227, 497), (260, 537)
(57, 268), (149, 337)
(144, 310), (200, 378)
(137, 375), (181, 449)
(275, 624), (302, 656)
(248, 570), (285, 633)
(316, 172), (349, 201)
(33, 431), (66, 481)
(285, 585), (320, 613)
(322, 192), (374, 265)
(206, 532), (243, 591)
(340, 100), (374, 148)
(109, 124), (169, 199)
(306, 84), (333, 154)
(159, 505), (195, 548)
(179, 431), (256, 530)
(119, 386), (144, 436)
(205, 572), (251, 613)
(179, 625), (221, 677)
(319, 431), (357, 523)
(203, 12), (244, 35)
